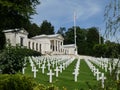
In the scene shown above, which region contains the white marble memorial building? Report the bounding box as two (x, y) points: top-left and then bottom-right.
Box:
(3, 28), (77, 55)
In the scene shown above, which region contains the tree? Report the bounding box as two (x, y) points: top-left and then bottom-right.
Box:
(0, 0), (40, 50)
(27, 23), (41, 38)
(104, 0), (120, 42)
(64, 26), (88, 55)
(40, 20), (54, 35)
(0, 0), (40, 29)
(64, 27), (74, 44)
(86, 27), (99, 55)
(57, 27), (66, 37)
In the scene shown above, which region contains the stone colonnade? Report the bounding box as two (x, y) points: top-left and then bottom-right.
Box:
(27, 39), (41, 52)
(24, 39), (68, 55)
(50, 39), (64, 54)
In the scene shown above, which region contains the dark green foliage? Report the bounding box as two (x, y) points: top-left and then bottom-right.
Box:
(0, 31), (5, 50)
(0, 0), (40, 50)
(64, 27), (74, 44)
(57, 27), (66, 37)
(0, 45), (25, 74)
(0, 74), (60, 90)
(0, 44), (41, 74)
(26, 23), (41, 38)
(0, 74), (36, 90)
(40, 20), (54, 35)
(34, 84), (46, 90)
(64, 26), (100, 56)
(22, 47), (41, 56)
(93, 41), (120, 58)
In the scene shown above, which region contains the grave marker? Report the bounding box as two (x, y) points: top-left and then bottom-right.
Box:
(54, 66), (60, 77)
(41, 64), (46, 74)
(47, 70), (54, 83)
(99, 73), (106, 88)
(33, 67), (38, 78)
(73, 69), (79, 82)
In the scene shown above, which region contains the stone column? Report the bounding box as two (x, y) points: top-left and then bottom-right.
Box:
(61, 41), (63, 52)
(52, 41), (53, 51)
(57, 40), (59, 52)
(54, 40), (56, 52)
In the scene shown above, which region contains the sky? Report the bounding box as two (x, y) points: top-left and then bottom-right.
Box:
(31, 0), (110, 35)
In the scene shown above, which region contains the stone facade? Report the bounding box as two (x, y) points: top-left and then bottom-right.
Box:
(3, 28), (77, 55)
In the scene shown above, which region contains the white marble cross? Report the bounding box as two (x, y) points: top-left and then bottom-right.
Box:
(41, 64), (46, 74)
(116, 70), (120, 80)
(73, 69), (79, 82)
(93, 67), (97, 76)
(101, 63), (104, 69)
(95, 69), (101, 81)
(22, 67), (25, 74)
(109, 63), (112, 75)
(104, 64), (108, 72)
(38, 60), (41, 68)
(47, 63), (51, 70)
(59, 65), (63, 73)
(62, 63), (66, 70)
(47, 70), (54, 83)
(54, 66), (60, 77)
(99, 73), (106, 88)
(56, 60), (58, 66)
(52, 61), (55, 68)
(33, 67), (38, 78)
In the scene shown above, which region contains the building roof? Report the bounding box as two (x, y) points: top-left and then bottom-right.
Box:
(3, 28), (20, 33)
(63, 44), (76, 48)
(3, 28), (28, 35)
(31, 34), (64, 40)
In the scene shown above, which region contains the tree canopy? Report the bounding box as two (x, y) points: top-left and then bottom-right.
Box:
(0, 0), (40, 50)
(40, 20), (54, 35)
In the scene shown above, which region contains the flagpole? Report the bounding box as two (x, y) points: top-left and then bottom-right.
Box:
(74, 12), (77, 55)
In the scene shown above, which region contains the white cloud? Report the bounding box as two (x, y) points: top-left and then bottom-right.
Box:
(31, 0), (105, 30)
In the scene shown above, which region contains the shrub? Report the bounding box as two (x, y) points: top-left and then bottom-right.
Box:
(0, 44), (41, 74)
(0, 45), (25, 74)
(0, 74), (36, 90)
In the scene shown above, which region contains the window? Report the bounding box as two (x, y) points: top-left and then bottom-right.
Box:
(39, 44), (41, 52)
(36, 43), (38, 51)
(28, 42), (30, 49)
(32, 42), (34, 50)
(20, 37), (24, 46)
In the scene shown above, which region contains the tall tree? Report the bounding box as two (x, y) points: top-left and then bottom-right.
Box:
(104, 1), (120, 89)
(104, 0), (120, 42)
(0, 0), (40, 50)
(40, 20), (54, 35)
(64, 27), (74, 44)
(86, 27), (99, 55)
(86, 27), (99, 44)
(64, 26), (87, 55)
(57, 27), (66, 37)
(0, 0), (40, 29)
(27, 23), (41, 38)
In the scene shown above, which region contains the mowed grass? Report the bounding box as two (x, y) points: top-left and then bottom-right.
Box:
(25, 59), (98, 90)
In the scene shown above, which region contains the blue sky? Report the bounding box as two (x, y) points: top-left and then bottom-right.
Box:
(31, 0), (110, 34)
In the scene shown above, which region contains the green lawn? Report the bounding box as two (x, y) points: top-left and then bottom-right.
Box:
(25, 59), (98, 90)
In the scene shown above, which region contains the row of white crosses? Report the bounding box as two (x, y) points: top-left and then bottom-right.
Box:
(47, 56), (75, 83)
(89, 57), (120, 80)
(29, 55), (75, 83)
(72, 59), (80, 82)
(28, 56), (38, 78)
(84, 58), (106, 88)
(22, 57), (27, 74)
